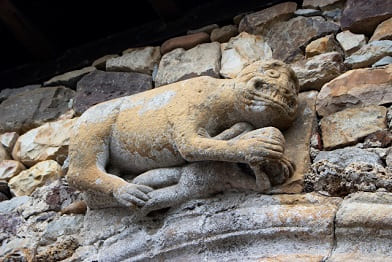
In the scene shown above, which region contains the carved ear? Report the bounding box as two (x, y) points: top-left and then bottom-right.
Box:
(287, 66), (300, 94)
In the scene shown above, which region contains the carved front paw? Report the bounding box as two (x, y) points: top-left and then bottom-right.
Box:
(113, 183), (153, 208)
(262, 156), (295, 186)
(240, 127), (285, 164)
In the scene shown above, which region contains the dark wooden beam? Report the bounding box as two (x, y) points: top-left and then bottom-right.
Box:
(0, 0), (301, 89)
(0, 0), (54, 60)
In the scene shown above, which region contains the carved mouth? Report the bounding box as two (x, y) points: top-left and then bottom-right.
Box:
(246, 89), (297, 115)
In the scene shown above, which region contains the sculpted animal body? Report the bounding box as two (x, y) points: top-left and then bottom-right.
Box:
(67, 60), (299, 209)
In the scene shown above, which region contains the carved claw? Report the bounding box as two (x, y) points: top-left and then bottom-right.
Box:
(250, 164), (271, 193)
(259, 156), (295, 186)
(113, 183), (153, 208)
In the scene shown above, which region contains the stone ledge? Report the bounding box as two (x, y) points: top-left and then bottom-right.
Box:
(81, 193), (341, 261)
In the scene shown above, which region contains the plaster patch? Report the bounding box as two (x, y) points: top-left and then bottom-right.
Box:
(74, 99), (123, 130)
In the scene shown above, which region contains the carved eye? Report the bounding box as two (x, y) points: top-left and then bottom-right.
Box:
(287, 98), (296, 108)
(265, 69), (280, 78)
(254, 80), (264, 90)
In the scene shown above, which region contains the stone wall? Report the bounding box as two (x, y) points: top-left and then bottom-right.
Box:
(1, 0), (392, 261)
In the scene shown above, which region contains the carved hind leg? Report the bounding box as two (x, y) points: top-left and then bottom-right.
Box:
(139, 185), (186, 216)
(132, 167), (182, 189)
(67, 101), (152, 208)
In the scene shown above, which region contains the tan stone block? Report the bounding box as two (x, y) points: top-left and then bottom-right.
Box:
(8, 160), (62, 196)
(0, 160), (25, 181)
(155, 42), (221, 87)
(305, 35), (341, 58)
(370, 17), (392, 42)
(12, 118), (77, 167)
(0, 144), (10, 162)
(106, 46), (161, 74)
(316, 65), (392, 117)
(220, 32), (272, 78)
(320, 105), (387, 150)
(331, 192), (392, 261)
(0, 132), (19, 154)
(92, 54), (119, 70)
(274, 91), (318, 193)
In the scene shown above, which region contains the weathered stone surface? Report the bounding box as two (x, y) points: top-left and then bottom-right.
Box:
(41, 216), (84, 244)
(0, 195), (30, 213)
(320, 105), (387, 150)
(79, 193), (341, 261)
(292, 52), (345, 91)
(316, 65), (392, 116)
(19, 179), (81, 218)
(0, 144), (10, 162)
(155, 42), (221, 86)
(0, 86), (75, 133)
(294, 9), (322, 17)
(92, 54), (119, 70)
(330, 192), (392, 261)
(210, 25), (238, 43)
(0, 132), (19, 154)
(8, 160), (62, 196)
(370, 17), (392, 42)
(363, 130), (392, 148)
(239, 2), (297, 35)
(106, 46), (161, 74)
(307, 161), (391, 196)
(264, 16), (340, 62)
(12, 118), (77, 167)
(44, 66), (96, 88)
(0, 84), (40, 104)
(276, 91), (318, 193)
(302, 0), (342, 10)
(73, 70), (152, 114)
(219, 32), (272, 78)
(187, 24), (218, 35)
(373, 56), (392, 67)
(161, 32), (210, 54)
(305, 148), (389, 196)
(315, 147), (383, 167)
(305, 35), (341, 58)
(336, 30), (367, 55)
(387, 149), (392, 167)
(345, 40), (392, 69)
(0, 160), (25, 182)
(341, 0), (392, 35)
(36, 236), (79, 261)
(322, 8), (342, 22)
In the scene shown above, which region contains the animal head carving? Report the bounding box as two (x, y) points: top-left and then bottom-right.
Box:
(235, 60), (299, 129)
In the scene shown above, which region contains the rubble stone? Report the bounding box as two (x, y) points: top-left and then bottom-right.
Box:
(155, 42), (221, 86)
(8, 160), (62, 196)
(219, 32), (272, 78)
(320, 105), (387, 149)
(316, 65), (392, 117)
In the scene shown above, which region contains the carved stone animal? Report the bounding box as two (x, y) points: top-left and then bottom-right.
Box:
(67, 60), (299, 209)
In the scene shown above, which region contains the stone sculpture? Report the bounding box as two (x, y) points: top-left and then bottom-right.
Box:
(67, 60), (299, 213)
